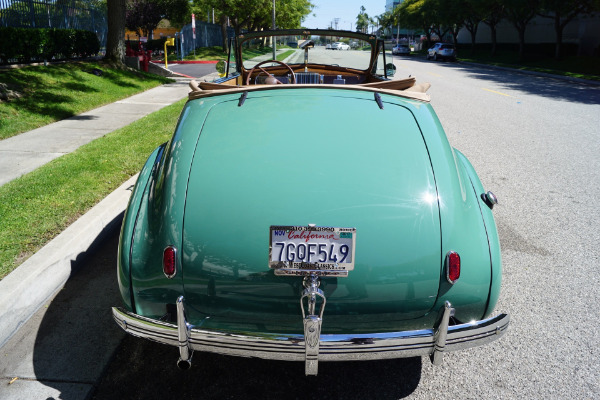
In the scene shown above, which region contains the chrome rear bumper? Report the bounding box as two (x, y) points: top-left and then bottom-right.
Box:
(112, 300), (509, 368)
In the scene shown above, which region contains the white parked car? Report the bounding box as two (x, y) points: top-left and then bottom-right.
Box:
(331, 42), (350, 50)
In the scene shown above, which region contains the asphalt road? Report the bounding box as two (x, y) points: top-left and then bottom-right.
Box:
(3, 58), (600, 399)
(165, 62), (219, 79)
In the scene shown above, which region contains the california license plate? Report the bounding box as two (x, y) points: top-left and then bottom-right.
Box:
(269, 225), (356, 277)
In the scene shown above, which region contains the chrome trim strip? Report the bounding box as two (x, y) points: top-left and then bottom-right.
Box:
(112, 307), (509, 362)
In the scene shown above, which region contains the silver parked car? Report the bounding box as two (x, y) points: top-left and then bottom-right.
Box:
(392, 44), (411, 56)
(427, 43), (457, 61)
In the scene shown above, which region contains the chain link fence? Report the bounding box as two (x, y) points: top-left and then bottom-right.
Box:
(0, 0), (107, 47)
(178, 21), (234, 58)
(0, 1), (238, 61)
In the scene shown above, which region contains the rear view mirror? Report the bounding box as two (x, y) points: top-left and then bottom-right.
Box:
(215, 60), (227, 76)
(385, 63), (396, 77)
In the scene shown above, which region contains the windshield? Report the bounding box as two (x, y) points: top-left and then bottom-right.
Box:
(240, 34), (374, 71)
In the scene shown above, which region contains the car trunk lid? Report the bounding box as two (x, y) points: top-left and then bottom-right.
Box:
(181, 89), (441, 334)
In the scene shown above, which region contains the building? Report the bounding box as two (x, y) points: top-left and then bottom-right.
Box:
(385, 0), (400, 12)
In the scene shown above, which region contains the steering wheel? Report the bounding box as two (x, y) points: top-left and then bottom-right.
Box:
(245, 60), (296, 85)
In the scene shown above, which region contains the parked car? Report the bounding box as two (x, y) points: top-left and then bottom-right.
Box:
(331, 41), (350, 50)
(113, 28), (508, 376)
(325, 43), (332, 49)
(427, 43), (457, 61)
(392, 44), (411, 55)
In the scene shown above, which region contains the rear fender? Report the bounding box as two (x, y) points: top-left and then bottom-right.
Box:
(117, 144), (166, 312)
(410, 105), (493, 322)
(454, 149), (502, 318)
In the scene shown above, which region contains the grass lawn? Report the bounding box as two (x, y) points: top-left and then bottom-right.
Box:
(412, 47), (600, 81)
(0, 62), (172, 140)
(172, 45), (295, 63)
(171, 46), (227, 61)
(0, 97), (186, 279)
(458, 49), (600, 81)
(276, 50), (296, 61)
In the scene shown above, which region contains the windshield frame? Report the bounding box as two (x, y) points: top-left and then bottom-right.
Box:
(233, 29), (383, 76)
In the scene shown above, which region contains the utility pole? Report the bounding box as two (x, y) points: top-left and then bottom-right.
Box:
(272, 0), (276, 60)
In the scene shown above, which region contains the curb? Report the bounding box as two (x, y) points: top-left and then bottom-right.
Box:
(0, 174), (137, 348)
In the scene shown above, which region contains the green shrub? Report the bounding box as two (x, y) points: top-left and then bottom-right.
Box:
(0, 27), (100, 64)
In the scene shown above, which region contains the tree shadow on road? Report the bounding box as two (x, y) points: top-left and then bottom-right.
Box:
(30, 220), (422, 400)
(92, 336), (422, 400)
(30, 222), (125, 400)
(403, 57), (600, 105)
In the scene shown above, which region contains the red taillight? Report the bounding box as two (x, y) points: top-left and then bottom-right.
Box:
(163, 246), (177, 278)
(446, 251), (460, 284)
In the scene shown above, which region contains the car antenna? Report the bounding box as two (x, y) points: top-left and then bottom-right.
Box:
(374, 92), (384, 110)
(238, 91), (248, 107)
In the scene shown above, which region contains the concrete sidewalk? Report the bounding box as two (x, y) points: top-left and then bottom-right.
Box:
(0, 77), (196, 347)
(0, 75), (207, 399)
(0, 78), (192, 187)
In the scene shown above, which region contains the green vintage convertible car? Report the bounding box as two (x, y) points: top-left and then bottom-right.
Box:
(112, 29), (509, 375)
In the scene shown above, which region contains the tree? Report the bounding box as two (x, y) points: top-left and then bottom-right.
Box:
(538, 0), (600, 59)
(463, 0), (486, 53)
(126, 0), (191, 39)
(356, 6), (370, 33)
(126, 0), (163, 38)
(481, 0), (504, 57)
(164, 0), (193, 28)
(369, 15), (377, 34)
(504, 0), (541, 61)
(199, 0), (312, 36)
(249, 0), (314, 31)
(428, 0), (450, 43)
(105, 0), (127, 63)
(377, 11), (394, 38)
(394, 0), (436, 45)
(437, 0), (467, 45)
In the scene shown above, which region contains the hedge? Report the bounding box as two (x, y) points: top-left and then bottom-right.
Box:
(0, 27), (100, 64)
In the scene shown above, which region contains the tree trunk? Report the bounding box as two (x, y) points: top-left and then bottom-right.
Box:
(105, 0), (126, 64)
(516, 23), (526, 61)
(220, 15), (228, 52)
(485, 23), (498, 57)
(466, 23), (478, 54)
(554, 13), (563, 60)
(451, 29), (459, 47)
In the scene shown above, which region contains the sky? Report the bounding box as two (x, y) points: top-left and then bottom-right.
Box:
(301, 1), (386, 31)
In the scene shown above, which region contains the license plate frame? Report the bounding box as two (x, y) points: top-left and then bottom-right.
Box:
(269, 225), (356, 277)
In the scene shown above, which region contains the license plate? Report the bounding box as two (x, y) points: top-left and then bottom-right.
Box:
(269, 225), (356, 277)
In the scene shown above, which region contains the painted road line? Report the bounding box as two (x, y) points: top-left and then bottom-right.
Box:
(482, 88), (514, 98)
(427, 72), (443, 78)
